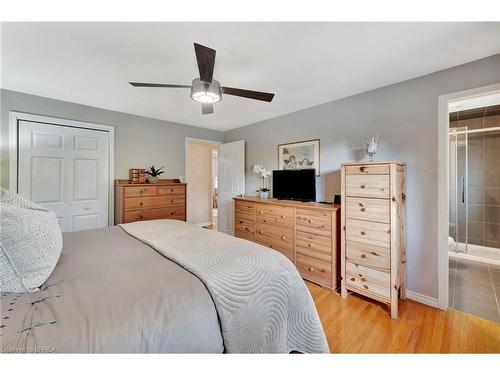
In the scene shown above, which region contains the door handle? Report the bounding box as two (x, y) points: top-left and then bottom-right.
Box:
(461, 176), (465, 204)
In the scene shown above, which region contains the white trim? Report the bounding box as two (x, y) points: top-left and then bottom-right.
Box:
(437, 83), (500, 311)
(8, 111), (115, 226)
(406, 290), (439, 308)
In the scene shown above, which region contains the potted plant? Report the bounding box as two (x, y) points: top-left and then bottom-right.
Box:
(259, 187), (270, 199)
(251, 165), (272, 198)
(145, 165), (165, 183)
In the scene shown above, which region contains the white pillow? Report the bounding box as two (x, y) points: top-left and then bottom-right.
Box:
(0, 189), (63, 293)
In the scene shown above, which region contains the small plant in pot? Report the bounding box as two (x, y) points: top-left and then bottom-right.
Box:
(258, 187), (270, 199)
(145, 165), (164, 184)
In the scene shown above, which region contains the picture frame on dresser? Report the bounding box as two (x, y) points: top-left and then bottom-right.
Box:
(278, 139), (320, 176)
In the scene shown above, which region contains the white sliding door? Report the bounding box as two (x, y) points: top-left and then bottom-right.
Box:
(17, 120), (110, 232)
(217, 140), (245, 235)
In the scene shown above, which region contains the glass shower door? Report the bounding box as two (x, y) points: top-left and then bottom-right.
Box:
(449, 130), (468, 253)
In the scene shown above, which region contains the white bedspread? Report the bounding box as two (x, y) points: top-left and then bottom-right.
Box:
(119, 219), (329, 353)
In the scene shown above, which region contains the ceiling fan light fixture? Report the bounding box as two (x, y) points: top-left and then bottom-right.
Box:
(190, 78), (222, 104)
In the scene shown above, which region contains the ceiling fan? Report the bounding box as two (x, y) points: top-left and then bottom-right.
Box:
(129, 43), (275, 115)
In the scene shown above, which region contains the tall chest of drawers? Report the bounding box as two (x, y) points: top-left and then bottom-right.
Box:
(340, 161), (406, 319)
(114, 179), (187, 224)
(233, 197), (340, 291)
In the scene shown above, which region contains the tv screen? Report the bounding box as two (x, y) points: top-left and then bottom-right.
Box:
(272, 169), (316, 202)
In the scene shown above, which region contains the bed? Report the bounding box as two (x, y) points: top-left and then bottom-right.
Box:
(0, 220), (328, 353)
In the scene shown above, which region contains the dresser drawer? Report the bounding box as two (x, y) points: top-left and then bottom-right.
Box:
(345, 240), (390, 270)
(296, 231), (332, 262)
(124, 196), (172, 210)
(345, 262), (390, 300)
(234, 218), (254, 240)
(296, 208), (332, 237)
(346, 175), (389, 199)
(345, 164), (389, 175)
(345, 218), (390, 248)
(296, 253), (332, 288)
(346, 197), (390, 223)
(258, 242), (295, 263)
(124, 206), (185, 223)
(254, 223), (294, 252)
(124, 186), (158, 197)
(158, 185), (185, 196)
(164, 196), (186, 206)
(235, 200), (255, 221)
(255, 204), (294, 228)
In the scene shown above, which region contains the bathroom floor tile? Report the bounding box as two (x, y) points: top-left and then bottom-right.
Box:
(453, 284), (498, 308)
(452, 301), (500, 323)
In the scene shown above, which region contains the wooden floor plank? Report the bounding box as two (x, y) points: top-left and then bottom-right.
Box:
(308, 282), (500, 353)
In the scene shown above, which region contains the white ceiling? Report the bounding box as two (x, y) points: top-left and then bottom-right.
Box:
(2, 22), (500, 131)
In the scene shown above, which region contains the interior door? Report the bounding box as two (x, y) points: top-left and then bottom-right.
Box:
(17, 120), (110, 232)
(217, 140), (245, 234)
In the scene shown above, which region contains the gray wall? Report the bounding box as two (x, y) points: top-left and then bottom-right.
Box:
(224, 54), (500, 300)
(0, 89), (223, 187)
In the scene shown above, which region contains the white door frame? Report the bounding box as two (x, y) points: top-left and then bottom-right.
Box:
(8, 111), (115, 226)
(437, 83), (500, 310)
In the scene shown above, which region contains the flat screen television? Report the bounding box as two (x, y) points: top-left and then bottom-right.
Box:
(272, 169), (316, 202)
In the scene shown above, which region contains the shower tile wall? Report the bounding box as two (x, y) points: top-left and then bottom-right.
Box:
(450, 107), (500, 249)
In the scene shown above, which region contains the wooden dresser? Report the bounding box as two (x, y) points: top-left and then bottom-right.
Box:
(340, 161), (406, 319)
(233, 197), (341, 291)
(114, 179), (187, 224)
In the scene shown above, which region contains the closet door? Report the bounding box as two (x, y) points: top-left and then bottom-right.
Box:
(17, 120), (110, 232)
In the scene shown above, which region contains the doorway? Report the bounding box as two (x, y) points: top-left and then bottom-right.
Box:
(185, 138), (220, 229)
(185, 138), (245, 234)
(446, 93), (500, 323)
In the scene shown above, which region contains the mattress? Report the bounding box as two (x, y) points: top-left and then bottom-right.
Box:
(0, 226), (224, 353)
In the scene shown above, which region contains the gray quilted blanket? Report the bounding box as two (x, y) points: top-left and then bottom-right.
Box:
(119, 219), (329, 353)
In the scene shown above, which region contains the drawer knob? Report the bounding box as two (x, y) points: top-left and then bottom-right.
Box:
(371, 251), (379, 256)
(259, 230), (264, 234)
(140, 189), (144, 193)
(281, 236), (286, 240)
(239, 220), (243, 224)
(171, 200), (174, 203)
(360, 231), (366, 235)
(171, 189), (174, 192)
(139, 215), (143, 219)
(308, 243), (313, 248)
(171, 212), (175, 215)
(308, 219), (313, 223)
(259, 211), (264, 214)
(363, 285), (369, 290)
(308, 267), (315, 272)
(361, 254), (367, 258)
(281, 215), (286, 218)
(360, 184), (366, 189)
(359, 166), (365, 172)
(360, 207), (366, 212)
(350, 277), (355, 282)
(140, 202), (143, 206)
(269, 244), (273, 248)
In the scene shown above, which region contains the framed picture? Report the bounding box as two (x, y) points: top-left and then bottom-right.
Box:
(278, 139), (320, 176)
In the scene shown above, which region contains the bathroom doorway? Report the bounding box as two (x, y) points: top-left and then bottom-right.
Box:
(447, 92), (500, 323)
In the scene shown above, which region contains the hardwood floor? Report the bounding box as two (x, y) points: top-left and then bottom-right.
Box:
(307, 281), (500, 353)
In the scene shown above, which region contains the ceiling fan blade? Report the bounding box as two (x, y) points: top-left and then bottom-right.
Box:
(194, 43), (216, 83)
(222, 87), (275, 102)
(202, 103), (214, 115)
(129, 82), (191, 88)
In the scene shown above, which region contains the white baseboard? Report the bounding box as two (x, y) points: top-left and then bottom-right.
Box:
(406, 290), (439, 308)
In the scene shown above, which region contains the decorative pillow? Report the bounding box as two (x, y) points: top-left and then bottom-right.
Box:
(0, 188), (63, 293)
